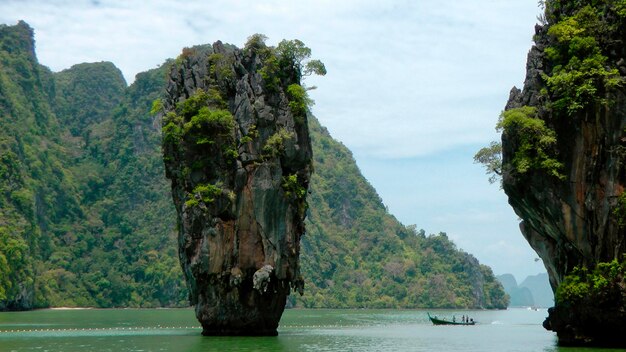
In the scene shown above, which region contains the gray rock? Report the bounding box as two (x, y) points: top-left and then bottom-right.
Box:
(162, 40), (312, 336)
(253, 265), (274, 293)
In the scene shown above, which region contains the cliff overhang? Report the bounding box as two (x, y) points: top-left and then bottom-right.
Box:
(161, 38), (318, 336)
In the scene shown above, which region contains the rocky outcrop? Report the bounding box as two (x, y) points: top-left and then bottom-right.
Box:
(161, 41), (312, 335)
(501, 1), (626, 346)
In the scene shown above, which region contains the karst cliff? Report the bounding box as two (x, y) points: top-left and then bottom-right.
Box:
(500, 1), (626, 346)
(161, 38), (313, 335)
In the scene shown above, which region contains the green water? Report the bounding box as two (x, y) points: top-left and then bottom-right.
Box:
(0, 308), (620, 351)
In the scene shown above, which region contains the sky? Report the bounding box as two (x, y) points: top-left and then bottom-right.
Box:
(1, 0), (547, 282)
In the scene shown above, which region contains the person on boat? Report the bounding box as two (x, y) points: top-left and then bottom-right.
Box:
(462, 315), (466, 323)
(452, 315), (456, 322)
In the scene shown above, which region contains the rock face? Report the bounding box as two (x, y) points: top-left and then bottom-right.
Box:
(161, 41), (312, 336)
(501, 1), (626, 346)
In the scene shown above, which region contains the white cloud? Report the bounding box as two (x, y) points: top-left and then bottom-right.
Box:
(2, 1), (540, 157)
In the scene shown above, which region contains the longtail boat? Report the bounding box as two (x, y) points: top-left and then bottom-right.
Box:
(427, 312), (476, 325)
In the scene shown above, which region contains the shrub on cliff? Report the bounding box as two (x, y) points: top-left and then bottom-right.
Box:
(474, 106), (563, 182)
(556, 257), (626, 308)
(246, 34), (325, 104)
(542, 5), (622, 115)
(496, 106), (564, 179)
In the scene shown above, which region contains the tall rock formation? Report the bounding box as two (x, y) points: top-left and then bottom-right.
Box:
(161, 40), (312, 335)
(501, 1), (626, 346)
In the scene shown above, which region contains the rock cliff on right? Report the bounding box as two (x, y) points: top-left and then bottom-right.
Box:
(500, 1), (626, 347)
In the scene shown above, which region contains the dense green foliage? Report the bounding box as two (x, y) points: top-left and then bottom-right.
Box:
(542, 3), (623, 114)
(186, 183), (223, 207)
(0, 21), (76, 309)
(476, 0), (626, 182)
(165, 89), (236, 159)
(0, 23), (507, 310)
(246, 35), (326, 85)
(286, 83), (310, 124)
(53, 62), (127, 135)
(0, 22), (186, 308)
(263, 128), (294, 158)
(496, 106), (564, 179)
(275, 39), (327, 78)
(246, 34), (324, 108)
(282, 174), (307, 200)
(536, 0), (626, 132)
(556, 257), (626, 307)
(475, 106), (563, 182)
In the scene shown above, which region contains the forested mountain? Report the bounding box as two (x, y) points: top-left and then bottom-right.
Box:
(0, 21), (185, 309)
(0, 21), (507, 310)
(299, 118), (506, 308)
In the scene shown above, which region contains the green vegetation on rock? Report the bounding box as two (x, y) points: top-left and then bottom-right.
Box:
(496, 106), (564, 179)
(186, 183), (222, 206)
(475, 106), (564, 182)
(263, 128), (294, 158)
(556, 257), (626, 306)
(247, 34), (323, 121)
(482, 1), (626, 345)
(476, 1), (626, 184)
(286, 83), (311, 124)
(542, 4), (622, 115)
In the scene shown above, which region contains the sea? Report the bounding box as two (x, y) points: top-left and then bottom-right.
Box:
(0, 307), (620, 352)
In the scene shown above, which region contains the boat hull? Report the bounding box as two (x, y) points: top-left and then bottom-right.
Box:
(428, 313), (475, 326)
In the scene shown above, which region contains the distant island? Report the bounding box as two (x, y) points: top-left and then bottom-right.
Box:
(497, 273), (553, 308)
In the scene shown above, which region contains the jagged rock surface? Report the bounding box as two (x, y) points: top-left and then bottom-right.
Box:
(502, 4), (626, 346)
(162, 42), (312, 336)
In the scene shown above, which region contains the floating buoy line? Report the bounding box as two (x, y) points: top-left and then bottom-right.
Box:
(0, 326), (200, 334)
(0, 324), (366, 334)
